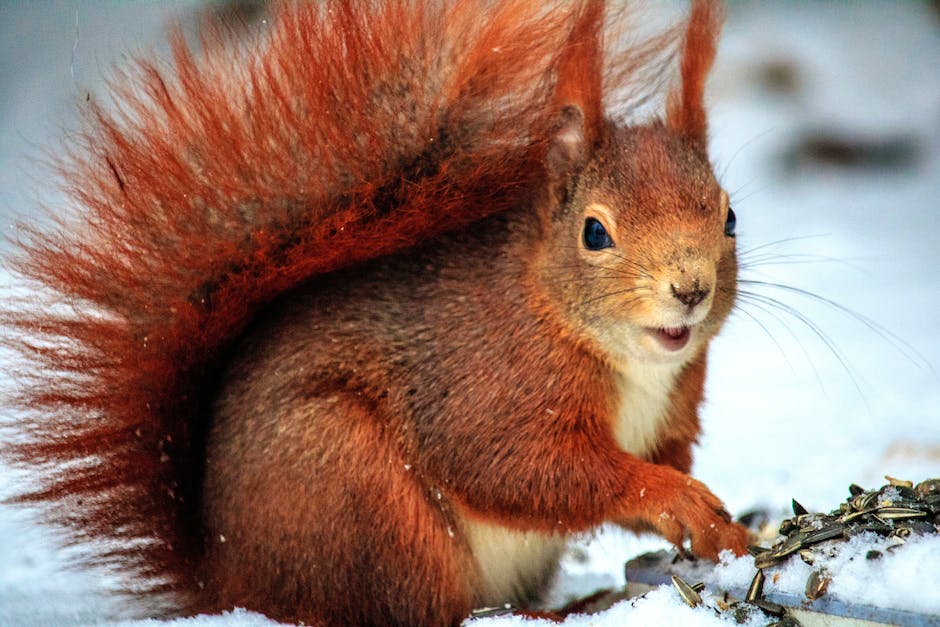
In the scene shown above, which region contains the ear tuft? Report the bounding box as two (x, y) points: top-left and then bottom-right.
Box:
(666, 0), (723, 144)
(552, 0), (605, 146)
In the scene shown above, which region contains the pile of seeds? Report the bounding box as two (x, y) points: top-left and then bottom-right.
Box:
(751, 477), (940, 572)
(670, 477), (940, 625)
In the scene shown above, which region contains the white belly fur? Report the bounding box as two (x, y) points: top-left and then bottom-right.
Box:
(612, 362), (681, 457)
(461, 515), (565, 607)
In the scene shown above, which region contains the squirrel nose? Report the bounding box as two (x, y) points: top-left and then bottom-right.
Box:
(671, 282), (710, 309)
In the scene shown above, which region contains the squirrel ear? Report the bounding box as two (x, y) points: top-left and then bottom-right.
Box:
(546, 0), (605, 178)
(666, 0), (723, 145)
(546, 105), (587, 177)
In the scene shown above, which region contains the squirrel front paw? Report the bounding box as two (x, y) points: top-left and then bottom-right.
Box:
(622, 466), (749, 560)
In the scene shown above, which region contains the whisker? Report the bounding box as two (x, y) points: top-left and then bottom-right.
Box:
(741, 251), (852, 265)
(739, 253), (871, 276)
(739, 279), (931, 371)
(550, 246), (655, 279)
(736, 234), (831, 258)
(717, 127), (777, 181)
(539, 269), (649, 285)
(736, 290), (867, 402)
(580, 287), (650, 306)
(734, 292), (828, 388)
(595, 253), (654, 279)
(727, 306), (797, 375)
(727, 185), (769, 207)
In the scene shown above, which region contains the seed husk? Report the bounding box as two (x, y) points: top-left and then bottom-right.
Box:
(746, 569), (765, 602)
(796, 513), (825, 530)
(779, 519), (798, 535)
(846, 520), (893, 536)
(862, 492), (880, 510)
(914, 478), (940, 497)
(841, 507), (877, 523)
(875, 507), (928, 520)
(805, 570), (830, 600)
(891, 527), (912, 539)
(671, 575), (702, 608)
(470, 606), (515, 618)
(892, 485), (918, 501)
(885, 475), (913, 488)
(751, 598), (786, 617)
(771, 531), (808, 559)
(754, 551), (781, 569)
(803, 523), (844, 546)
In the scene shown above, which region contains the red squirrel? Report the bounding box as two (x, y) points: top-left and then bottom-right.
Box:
(2, 1), (748, 625)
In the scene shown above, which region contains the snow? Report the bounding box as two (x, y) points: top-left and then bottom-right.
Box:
(470, 587), (733, 627)
(1, 2), (939, 626)
(109, 609), (281, 627)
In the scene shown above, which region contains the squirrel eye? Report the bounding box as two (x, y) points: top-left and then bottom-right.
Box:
(724, 207), (736, 238)
(583, 218), (614, 250)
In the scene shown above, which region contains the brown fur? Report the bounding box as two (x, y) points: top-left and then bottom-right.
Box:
(2, 1), (745, 625)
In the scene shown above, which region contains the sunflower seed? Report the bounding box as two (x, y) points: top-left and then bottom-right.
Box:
(803, 523), (844, 545)
(671, 574), (702, 608)
(751, 599), (786, 617)
(746, 569), (765, 602)
(885, 475), (913, 488)
(754, 551), (781, 569)
(771, 531), (807, 559)
(914, 478), (940, 497)
(876, 507), (927, 520)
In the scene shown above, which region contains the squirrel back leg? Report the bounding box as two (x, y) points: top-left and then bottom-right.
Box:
(201, 391), (476, 627)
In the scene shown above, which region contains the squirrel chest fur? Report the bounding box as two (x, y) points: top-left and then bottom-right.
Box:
(2, 1), (751, 625)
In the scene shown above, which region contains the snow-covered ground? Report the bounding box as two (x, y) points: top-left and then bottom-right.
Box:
(1, 2), (938, 626)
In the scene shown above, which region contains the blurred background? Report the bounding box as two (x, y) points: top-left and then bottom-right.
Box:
(0, 1), (938, 624)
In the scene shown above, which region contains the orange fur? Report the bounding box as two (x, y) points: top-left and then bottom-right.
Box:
(2, 1), (745, 625)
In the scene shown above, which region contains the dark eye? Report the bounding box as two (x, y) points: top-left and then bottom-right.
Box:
(583, 218), (614, 250)
(724, 207), (736, 238)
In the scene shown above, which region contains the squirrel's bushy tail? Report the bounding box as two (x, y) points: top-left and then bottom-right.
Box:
(0, 0), (698, 607)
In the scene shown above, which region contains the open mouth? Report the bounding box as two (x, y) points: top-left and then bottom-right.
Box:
(649, 326), (691, 352)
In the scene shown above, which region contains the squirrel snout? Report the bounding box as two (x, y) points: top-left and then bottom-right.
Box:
(670, 282), (710, 309)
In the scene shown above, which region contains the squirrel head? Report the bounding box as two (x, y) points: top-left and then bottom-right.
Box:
(533, 118), (736, 370)
(532, 0), (731, 370)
